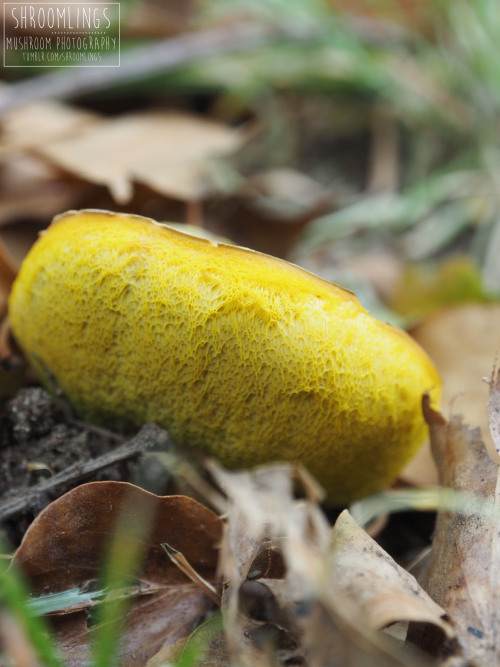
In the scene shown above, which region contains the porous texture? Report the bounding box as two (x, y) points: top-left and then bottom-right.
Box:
(8, 210), (441, 504)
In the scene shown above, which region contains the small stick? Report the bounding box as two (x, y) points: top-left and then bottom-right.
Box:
(0, 423), (169, 522)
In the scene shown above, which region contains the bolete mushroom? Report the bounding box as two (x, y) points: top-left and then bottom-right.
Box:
(8, 209), (440, 504)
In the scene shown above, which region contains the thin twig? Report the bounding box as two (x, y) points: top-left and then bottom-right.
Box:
(0, 423), (169, 522)
(161, 541), (221, 606)
(0, 24), (276, 116)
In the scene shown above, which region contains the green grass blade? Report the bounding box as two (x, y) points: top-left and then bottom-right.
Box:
(25, 587), (107, 616)
(350, 486), (494, 528)
(90, 493), (156, 667)
(0, 544), (63, 667)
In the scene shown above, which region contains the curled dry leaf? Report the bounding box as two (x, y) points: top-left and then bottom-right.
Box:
(208, 462), (299, 667)
(12, 481), (223, 666)
(330, 510), (452, 637)
(409, 395), (500, 663)
(210, 461), (434, 667)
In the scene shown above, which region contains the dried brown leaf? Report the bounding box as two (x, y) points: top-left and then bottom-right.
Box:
(0, 182), (82, 228)
(207, 464), (297, 666)
(0, 101), (98, 154)
(410, 303), (500, 478)
(0, 235), (17, 320)
(37, 111), (246, 203)
(486, 362), (500, 460)
(0, 155), (85, 226)
(211, 462), (431, 667)
(409, 396), (500, 663)
(0, 103), (97, 223)
(330, 510), (452, 636)
(12, 481), (223, 666)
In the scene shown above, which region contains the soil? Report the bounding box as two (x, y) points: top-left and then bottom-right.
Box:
(0, 387), (129, 547)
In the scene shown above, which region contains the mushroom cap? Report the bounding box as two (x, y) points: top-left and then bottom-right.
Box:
(8, 209), (441, 504)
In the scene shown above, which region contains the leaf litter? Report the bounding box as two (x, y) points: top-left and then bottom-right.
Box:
(34, 110), (247, 203)
(8, 384), (500, 665)
(407, 392), (500, 664)
(403, 303), (500, 486)
(11, 481), (223, 666)
(207, 461), (451, 666)
(1, 453), (457, 666)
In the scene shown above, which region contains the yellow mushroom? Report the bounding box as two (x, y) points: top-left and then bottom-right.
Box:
(8, 209), (440, 504)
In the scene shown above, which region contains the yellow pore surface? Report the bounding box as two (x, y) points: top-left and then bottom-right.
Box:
(9, 210), (441, 504)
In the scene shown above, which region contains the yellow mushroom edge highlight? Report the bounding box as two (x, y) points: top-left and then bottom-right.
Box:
(8, 209), (441, 504)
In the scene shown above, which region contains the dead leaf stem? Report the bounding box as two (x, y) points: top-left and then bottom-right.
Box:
(162, 542), (222, 606)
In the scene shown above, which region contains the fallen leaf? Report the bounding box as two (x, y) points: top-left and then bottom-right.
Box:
(209, 168), (333, 258)
(145, 615), (229, 667)
(208, 463), (296, 666)
(410, 303), (500, 473)
(0, 154), (86, 226)
(12, 481), (223, 666)
(241, 168), (330, 221)
(0, 101), (98, 154)
(409, 395), (500, 663)
(486, 363), (500, 460)
(210, 462), (432, 666)
(37, 111), (246, 203)
(330, 510), (452, 637)
(0, 103), (100, 224)
(0, 236), (17, 320)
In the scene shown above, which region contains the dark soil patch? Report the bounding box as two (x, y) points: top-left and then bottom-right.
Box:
(0, 387), (127, 546)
